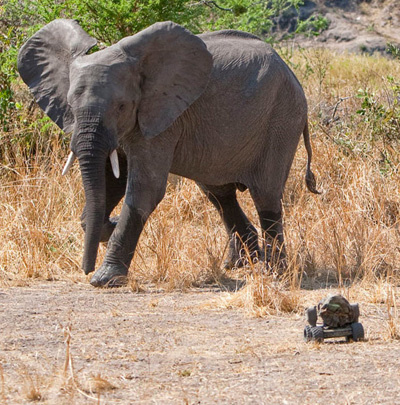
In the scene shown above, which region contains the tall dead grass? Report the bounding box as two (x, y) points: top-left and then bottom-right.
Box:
(1, 48), (400, 317)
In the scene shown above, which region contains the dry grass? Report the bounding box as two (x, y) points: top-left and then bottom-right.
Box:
(221, 273), (301, 317)
(1, 48), (400, 324)
(21, 371), (50, 402)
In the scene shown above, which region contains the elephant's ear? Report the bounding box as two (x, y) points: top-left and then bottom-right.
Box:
(119, 21), (213, 138)
(17, 19), (97, 133)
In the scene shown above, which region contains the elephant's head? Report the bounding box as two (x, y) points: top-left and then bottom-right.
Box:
(18, 19), (213, 274)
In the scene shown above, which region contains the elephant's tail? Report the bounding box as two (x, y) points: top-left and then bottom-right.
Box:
(303, 122), (321, 194)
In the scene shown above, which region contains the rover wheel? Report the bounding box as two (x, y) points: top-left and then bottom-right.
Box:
(311, 326), (324, 342)
(304, 325), (313, 342)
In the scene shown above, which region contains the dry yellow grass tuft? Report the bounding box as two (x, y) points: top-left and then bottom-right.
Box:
(20, 368), (52, 402)
(83, 374), (116, 394)
(221, 273), (301, 317)
(1, 48), (400, 321)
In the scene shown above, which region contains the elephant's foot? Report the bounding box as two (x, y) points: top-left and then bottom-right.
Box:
(90, 263), (128, 288)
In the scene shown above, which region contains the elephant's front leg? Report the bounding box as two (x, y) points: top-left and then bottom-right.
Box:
(90, 173), (168, 287)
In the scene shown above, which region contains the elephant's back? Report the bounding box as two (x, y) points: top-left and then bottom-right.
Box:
(199, 30), (263, 43)
(199, 30), (276, 74)
(198, 30), (304, 103)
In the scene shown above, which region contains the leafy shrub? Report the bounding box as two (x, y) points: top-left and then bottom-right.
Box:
(0, 27), (24, 131)
(2, 0), (205, 44)
(2, 0), (306, 42)
(296, 14), (329, 37)
(356, 77), (400, 142)
(387, 43), (400, 60)
(194, 0), (304, 35)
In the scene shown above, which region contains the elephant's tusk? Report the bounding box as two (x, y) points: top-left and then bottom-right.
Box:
(110, 150), (120, 179)
(62, 151), (76, 176)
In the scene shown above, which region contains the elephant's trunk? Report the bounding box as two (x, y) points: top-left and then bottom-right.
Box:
(74, 131), (110, 274)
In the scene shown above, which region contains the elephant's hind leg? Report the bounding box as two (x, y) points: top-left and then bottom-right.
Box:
(249, 188), (287, 274)
(198, 183), (260, 269)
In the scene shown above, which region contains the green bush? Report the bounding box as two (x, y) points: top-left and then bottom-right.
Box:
(0, 26), (24, 131)
(2, 0), (305, 42)
(296, 14), (329, 37)
(356, 77), (400, 142)
(194, 0), (303, 35)
(387, 43), (400, 60)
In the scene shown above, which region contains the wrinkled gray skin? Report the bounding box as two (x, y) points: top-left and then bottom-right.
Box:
(18, 19), (319, 287)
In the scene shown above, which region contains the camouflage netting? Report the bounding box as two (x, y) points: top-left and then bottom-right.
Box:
(318, 294), (356, 328)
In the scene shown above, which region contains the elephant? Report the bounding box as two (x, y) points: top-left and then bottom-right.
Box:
(17, 19), (319, 287)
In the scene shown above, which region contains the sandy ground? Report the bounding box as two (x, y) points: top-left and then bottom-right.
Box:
(1, 281), (400, 404)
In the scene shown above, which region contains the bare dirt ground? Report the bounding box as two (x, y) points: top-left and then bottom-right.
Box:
(1, 281), (400, 404)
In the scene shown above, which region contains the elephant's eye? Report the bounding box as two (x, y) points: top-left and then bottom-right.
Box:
(118, 103), (126, 112)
